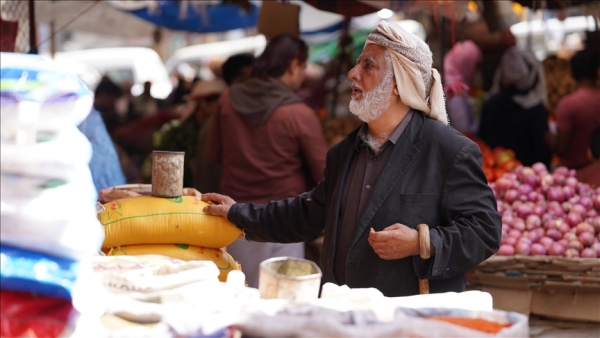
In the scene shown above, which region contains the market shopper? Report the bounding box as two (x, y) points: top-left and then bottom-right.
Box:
(547, 49), (600, 170)
(479, 47), (552, 167)
(576, 127), (600, 187)
(203, 21), (501, 297)
(443, 40), (483, 135)
(206, 35), (327, 288)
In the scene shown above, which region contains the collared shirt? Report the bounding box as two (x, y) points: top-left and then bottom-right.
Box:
(334, 110), (414, 284)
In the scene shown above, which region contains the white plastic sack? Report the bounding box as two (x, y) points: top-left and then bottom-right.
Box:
(0, 161), (102, 259)
(1, 126), (93, 180)
(236, 304), (529, 337)
(0, 52), (93, 142)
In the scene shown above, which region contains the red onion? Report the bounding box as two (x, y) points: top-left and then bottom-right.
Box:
(563, 232), (578, 241)
(547, 201), (563, 215)
(528, 192), (541, 203)
(581, 248), (598, 258)
(591, 242), (600, 256)
(508, 229), (522, 238)
(569, 196), (581, 205)
(526, 231), (541, 243)
(563, 186), (575, 199)
(578, 184), (591, 196)
(517, 204), (534, 219)
(505, 189), (519, 203)
(502, 236), (518, 246)
(558, 239), (569, 247)
(591, 216), (600, 233)
(593, 195), (600, 211)
(547, 187), (565, 202)
(531, 243), (547, 256)
(525, 214), (541, 230)
(548, 242), (566, 256)
(579, 232), (595, 247)
(566, 212), (583, 227)
(569, 169), (577, 178)
(512, 219), (526, 232)
(523, 174), (539, 188)
(553, 174), (566, 187)
(544, 219), (559, 231)
(562, 202), (573, 213)
(497, 244), (515, 256)
(533, 205), (545, 217)
(504, 173), (518, 181)
(565, 177), (578, 189)
(567, 240), (583, 252)
(532, 162), (547, 175)
(575, 222), (594, 235)
(540, 174), (554, 189)
(518, 184), (533, 196)
(546, 229), (563, 241)
(565, 248), (580, 258)
(502, 213), (515, 226)
(554, 166), (569, 177)
(580, 196), (593, 210)
(515, 241), (531, 255)
(558, 222), (571, 234)
(495, 178), (512, 192)
(518, 237), (533, 245)
(512, 200), (523, 210)
(586, 209), (598, 218)
(539, 237), (554, 249)
(571, 204), (586, 216)
(533, 227), (545, 238)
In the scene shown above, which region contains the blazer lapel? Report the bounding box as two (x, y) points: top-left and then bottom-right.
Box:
(349, 114), (423, 248)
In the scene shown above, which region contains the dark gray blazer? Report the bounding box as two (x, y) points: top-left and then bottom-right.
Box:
(229, 111), (502, 297)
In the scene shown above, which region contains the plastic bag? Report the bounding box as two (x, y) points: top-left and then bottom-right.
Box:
(0, 245), (79, 300)
(0, 52), (93, 142)
(0, 290), (74, 338)
(0, 125), (93, 180)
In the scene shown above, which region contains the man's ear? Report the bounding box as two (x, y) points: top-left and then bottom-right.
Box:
(393, 83), (399, 96)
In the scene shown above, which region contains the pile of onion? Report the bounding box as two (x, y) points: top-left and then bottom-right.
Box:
(492, 163), (600, 258)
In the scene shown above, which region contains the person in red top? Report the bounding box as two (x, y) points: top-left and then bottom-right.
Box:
(206, 34), (327, 287)
(549, 49), (600, 169)
(576, 128), (600, 187)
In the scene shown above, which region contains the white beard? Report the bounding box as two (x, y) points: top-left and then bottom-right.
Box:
(349, 70), (394, 123)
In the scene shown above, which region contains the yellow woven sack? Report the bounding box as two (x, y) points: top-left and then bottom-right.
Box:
(107, 244), (242, 282)
(99, 196), (243, 249)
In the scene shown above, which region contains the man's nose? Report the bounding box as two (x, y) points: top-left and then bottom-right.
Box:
(348, 65), (359, 82)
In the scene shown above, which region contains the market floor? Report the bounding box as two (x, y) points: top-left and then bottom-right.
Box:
(529, 316), (600, 337)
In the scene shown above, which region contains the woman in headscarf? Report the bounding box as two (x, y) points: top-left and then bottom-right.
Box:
(444, 40), (482, 135)
(479, 47), (552, 167)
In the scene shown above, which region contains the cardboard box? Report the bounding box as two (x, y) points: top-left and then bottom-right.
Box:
(531, 286), (600, 323)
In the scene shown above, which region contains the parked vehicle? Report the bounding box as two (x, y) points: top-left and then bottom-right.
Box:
(54, 47), (172, 99)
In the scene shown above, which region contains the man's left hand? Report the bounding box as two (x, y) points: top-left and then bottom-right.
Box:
(368, 223), (420, 260)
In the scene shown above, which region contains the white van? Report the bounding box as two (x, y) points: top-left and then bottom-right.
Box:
(165, 35), (267, 80)
(54, 47), (173, 99)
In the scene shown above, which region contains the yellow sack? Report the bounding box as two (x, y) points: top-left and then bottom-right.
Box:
(99, 196), (242, 249)
(107, 244), (242, 282)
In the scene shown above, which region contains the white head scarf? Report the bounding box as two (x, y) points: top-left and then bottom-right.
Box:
(491, 47), (548, 109)
(366, 21), (448, 125)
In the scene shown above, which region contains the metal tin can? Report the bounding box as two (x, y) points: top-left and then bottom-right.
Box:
(151, 151), (184, 198)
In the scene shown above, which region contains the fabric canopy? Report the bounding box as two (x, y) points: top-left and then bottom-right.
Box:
(109, 1), (259, 34)
(34, 1), (156, 37)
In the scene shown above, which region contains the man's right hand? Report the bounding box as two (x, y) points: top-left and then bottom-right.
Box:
(201, 193), (237, 220)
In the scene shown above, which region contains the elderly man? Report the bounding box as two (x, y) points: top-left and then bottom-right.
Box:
(202, 21), (501, 296)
